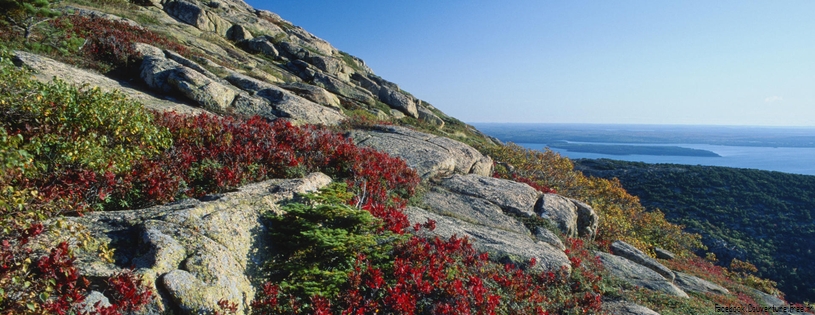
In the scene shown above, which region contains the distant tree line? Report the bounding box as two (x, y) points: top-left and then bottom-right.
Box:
(575, 158), (815, 304)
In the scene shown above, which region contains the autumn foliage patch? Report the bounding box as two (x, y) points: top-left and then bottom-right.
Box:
(253, 218), (605, 315)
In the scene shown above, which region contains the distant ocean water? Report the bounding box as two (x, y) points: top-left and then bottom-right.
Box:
(518, 142), (815, 176)
(470, 123), (815, 176)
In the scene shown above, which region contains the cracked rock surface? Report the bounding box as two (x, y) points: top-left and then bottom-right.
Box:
(346, 125), (493, 179)
(50, 173), (332, 315)
(405, 206), (570, 272)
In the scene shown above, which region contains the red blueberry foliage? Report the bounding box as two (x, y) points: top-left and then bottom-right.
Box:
(507, 173), (557, 194)
(252, 224), (605, 315)
(56, 14), (190, 68)
(492, 171), (556, 195)
(33, 113), (418, 213)
(0, 233), (151, 314)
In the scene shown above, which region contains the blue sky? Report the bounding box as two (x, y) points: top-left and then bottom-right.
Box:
(245, 1), (815, 126)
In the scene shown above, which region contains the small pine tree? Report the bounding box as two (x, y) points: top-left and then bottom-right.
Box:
(0, 0), (60, 41)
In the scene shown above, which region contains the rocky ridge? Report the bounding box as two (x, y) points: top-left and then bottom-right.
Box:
(8, 0), (807, 314)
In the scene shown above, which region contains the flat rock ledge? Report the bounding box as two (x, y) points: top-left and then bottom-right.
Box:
(674, 271), (729, 295)
(420, 187), (529, 235)
(50, 173), (332, 315)
(596, 252), (689, 298)
(610, 240), (675, 282)
(347, 125), (493, 179)
(405, 206), (570, 272)
(439, 174), (540, 217)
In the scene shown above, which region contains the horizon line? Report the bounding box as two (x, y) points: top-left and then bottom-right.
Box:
(467, 122), (815, 128)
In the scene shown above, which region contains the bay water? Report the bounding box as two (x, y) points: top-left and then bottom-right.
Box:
(518, 142), (815, 176)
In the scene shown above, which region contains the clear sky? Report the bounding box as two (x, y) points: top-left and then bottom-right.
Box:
(244, 1), (815, 126)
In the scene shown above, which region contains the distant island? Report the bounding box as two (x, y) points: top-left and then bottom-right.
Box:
(547, 142), (721, 157)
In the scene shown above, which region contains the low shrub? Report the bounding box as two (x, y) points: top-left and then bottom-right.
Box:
(59, 14), (190, 71)
(254, 210), (606, 315)
(264, 183), (402, 298)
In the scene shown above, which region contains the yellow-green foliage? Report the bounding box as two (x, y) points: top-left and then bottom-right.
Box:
(0, 48), (172, 174)
(479, 142), (703, 256)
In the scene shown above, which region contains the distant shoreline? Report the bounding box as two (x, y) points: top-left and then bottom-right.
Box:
(471, 123), (815, 148)
(547, 142), (721, 157)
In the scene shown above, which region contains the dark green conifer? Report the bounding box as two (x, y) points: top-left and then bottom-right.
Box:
(0, 0), (60, 41)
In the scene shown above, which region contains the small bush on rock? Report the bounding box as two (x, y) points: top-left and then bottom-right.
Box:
(264, 183), (402, 298)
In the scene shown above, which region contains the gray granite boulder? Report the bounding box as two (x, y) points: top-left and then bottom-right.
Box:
(281, 82), (342, 109)
(164, 0), (231, 35)
(230, 93), (279, 120)
(674, 271), (729, 295)
(312, 72), (376, 105)
(439, 174), (540, 217)
(346, 126), (493, 179)
(417, 105), (445, 128)
(309, 55), (344, 75)
(610, 240), (675, 282)
(51, 173), (332, 314)
(164, 0), (206, 26)
(226, 73), (345, 125)
(378, 86), (418, 118)
(227, 24), (254, 42)
(162, 49), (222, 82)
(533, 226), (566, 251)
(245, 36), (280, 58)
(574, 199), (599, 239)
(141, 53), (238, 113)
(390, 109), (406, 119)
(596, 252), (688, 298)
(420, 187), (529, 235)
(654, 248), (675, 260)
(536, 194), (599, 239)
(141, 54), (183, 93)
(77, 291), (112, 314)
(405, 206), (570, 272)
(166, 66), (237, 112)
(256, 88), (345, 125)
(536, 194), (578, 236)
(749, 288), (786, 307)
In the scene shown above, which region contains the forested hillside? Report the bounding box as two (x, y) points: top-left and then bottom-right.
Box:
(575, 158), (815, 303)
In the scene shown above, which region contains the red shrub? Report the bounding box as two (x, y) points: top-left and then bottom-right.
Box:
(128, 113), (418, 209)
(59, 14), (190, 68)
(95, 269), (154, 314)
(493, 172), (557, 194)
(255, 228), (604, 315)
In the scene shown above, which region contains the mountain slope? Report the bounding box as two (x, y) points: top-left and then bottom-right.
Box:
(1, 0), (811, 314)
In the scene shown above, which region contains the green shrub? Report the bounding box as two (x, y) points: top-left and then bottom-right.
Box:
(264, 183), (401, 297)
(0, 0), (60, 41)
(0, 50), (172, 175)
